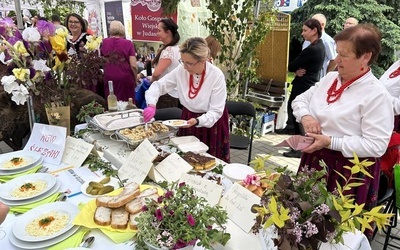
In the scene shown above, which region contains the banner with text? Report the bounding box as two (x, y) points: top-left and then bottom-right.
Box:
(130, 0), (177, 42)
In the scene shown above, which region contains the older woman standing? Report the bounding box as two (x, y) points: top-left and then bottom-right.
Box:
(65, 13), (88, 57)
(151, 18), (181, 109)
(101, 20), (137, 101)
(292, 24), (393, 212)
(143, 37), (230, 162)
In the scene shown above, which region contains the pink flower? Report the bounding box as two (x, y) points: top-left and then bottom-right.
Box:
(155, 208), (163, 221)
(187, 214), (195, 226)
(157, 196), (163, 203)
(165, 190), (173, 199)
(179, 182), (186, 188)
(243, 174), (261, 186)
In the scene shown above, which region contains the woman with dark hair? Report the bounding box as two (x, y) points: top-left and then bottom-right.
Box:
(143, 37), (230, 162)
(65, 13), (88, 57)
(151, 18), (181, 109)
(292, 24), (393, 218)
(281, 18), (325, 158)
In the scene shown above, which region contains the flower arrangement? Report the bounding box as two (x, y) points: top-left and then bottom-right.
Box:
(251, 153), (393, 250)
(135, 182), (231, 250)
(0, 17), (103, 107)
(76, 100), (105, 122)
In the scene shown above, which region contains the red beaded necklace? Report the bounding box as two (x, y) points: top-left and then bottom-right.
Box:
(389, 66), (400, 79)
(188, 69), (206, 99)
(326, 69), (370, 104)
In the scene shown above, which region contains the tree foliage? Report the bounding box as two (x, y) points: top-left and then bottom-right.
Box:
(290, 0), (400, 77)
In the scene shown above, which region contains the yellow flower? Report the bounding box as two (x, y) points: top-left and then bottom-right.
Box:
(49, 30), (67, 54)
(13, 41), (28, 55)
(85, 35), (102, 52)
(12, 68), (30, 81)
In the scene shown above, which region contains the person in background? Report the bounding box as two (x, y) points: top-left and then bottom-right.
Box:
(278, 19), (325, 158)
(380, 60), (400, 132)
(343, 17), (358, 29)
(65, 13), (88, 57)
(143, 37), (230, 162)
(205, 35), (221, 63)
(101, 20), (137, 101)
(292, 24), (393, 234)
(0, 202), (9, 224)
(151, 18), (181, 109)
(303, 13), (337, 78)
(50, 14), (67, 32)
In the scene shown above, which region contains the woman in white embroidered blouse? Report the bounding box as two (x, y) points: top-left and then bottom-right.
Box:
(65, 13), (88, 57)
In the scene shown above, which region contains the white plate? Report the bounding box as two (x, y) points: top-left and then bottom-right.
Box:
(162, 119), (189, 127)
(81, 176), (120, 198)
(0, 151), (42, 171)
(0, 179), (61, 206)
(170, 136), (200, 146)
(178, 141), (209, 154)
(10, 225), (80, 249)
(13, 201), (79, 242)
(0, 158), (43, 176)
(0, 173), (57, 201)
(222, 163), (256, 182)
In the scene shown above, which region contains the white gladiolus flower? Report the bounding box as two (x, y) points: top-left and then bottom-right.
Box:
(22, 27), (41, 42)
(11, 85), (30, 105)
(32, 59), (51, 72)
(1, 75), (18, 93)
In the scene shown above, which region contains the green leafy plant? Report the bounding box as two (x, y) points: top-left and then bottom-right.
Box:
(83, 153), (125, 186)
(251, 153), (394, 250)
(76, 100), (105, 122)
(135, 182), (230, 250)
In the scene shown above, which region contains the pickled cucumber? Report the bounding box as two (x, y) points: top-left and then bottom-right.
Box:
(97, 185), (114, 195)
(86, 185), (94, 194)
(90, 188), (100, 195)
(99, 176), (111, 184)
(88, 181), (104, 189)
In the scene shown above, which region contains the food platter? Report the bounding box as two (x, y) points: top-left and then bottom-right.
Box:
(162, 119), (189, 127)
(0, 173), (57, 201)
(13, 202), (79, 242)
(0, 157), (43, 176)
(0, 179), (60, 206)
(9, 225), (80, 249)
(0, 151), (42, 171)
(81, 176), (121, 198)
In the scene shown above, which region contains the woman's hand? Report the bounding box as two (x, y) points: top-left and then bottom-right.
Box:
(301, 115), (321, 134)
(301, 133), (331, 154)
(183, 118), (198, 128)
(295, 68), (306, 77)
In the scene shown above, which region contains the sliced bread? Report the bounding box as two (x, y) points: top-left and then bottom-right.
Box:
(94, 206), (112, 226)
(137, 187), (158, 198)
(125, 198), (144, 214)
(96, 182), (140, 208)
(129, 212), (141, 230)
(111, 207), (129, 229)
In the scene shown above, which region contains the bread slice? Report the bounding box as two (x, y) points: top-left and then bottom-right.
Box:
(111, 207), (129, 229)
(129, 212), (141, 230)
(141, 194), (158, 202)
(125, 198), (144, 214)
(96, 182), (140, 208)
(94, 206), (112, 226)
(137, 187), (158, 198)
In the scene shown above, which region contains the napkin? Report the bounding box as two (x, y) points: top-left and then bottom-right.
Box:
(276, 135), (315, 150)
(48, 227), (89, 250)
(0, 164), (42, 183)
(9, 192), (61, 214)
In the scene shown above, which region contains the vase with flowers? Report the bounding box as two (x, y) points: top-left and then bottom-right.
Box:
(135, 182), (231, 250)
(250, 153), (394, 250)
(0, 17), (103, 135)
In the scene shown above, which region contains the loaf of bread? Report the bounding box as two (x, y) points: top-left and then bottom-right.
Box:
(111, 207), (129, 229)
(129, 212), (141, 230)
(94, 206), (112, 226)
(96, 182), (140, 208)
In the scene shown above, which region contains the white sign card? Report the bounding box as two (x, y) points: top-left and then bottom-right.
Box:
(61, 136), (94, 167)
(219, 183), (260, 233)
(155, 153), (193, 182)
(24, 123), (66, 165)
(180, 173), (223, 206)
(148, 165), (166, 182)
(133, 139), (159, 161)
(118, 150), (153, 185)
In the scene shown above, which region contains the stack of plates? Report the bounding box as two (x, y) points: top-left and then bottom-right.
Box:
(0, 173), (61, 206)
(9, 202), (80, 249)
(0, 150), (43, 176)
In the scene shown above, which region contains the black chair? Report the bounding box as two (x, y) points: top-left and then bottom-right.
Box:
(226, 101), (256, 164)
(154, 107), (182, 121)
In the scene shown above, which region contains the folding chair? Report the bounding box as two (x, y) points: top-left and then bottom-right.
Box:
(154, 107), (182, 121)
(226, 101), (256, 164)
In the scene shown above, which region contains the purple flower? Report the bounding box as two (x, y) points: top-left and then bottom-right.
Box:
(155, 208), (163, 221)
(179, 182), (186, 188)
(7, 36), (21, 45)
(187, 214), (195, 226)
(36, 20), (55, 37)
(157, 196), (163, 203)
(173, 239), (188, 249)
(169, 209), (174, 216)
(164, 190), (173, 199)
(141, 205), (148, 212)
(40, 40), (53, 54)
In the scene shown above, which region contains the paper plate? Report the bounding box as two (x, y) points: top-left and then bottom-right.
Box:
(162, 119), (189, 127)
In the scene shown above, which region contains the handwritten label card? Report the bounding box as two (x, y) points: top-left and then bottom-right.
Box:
(155, 153), (193, 182)
(24, 123), (66, 165)
(61, 136), (93, 167)
(133, 139), (159, 161)
(118, 151), (153, 185)
(219, 183), (260, 233)
(258, 226), (278, 250)
(180, 173), (223, 206)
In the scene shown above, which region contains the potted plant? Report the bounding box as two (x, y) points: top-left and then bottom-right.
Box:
(250, 153), (394, 250)
(135, 182), (231, 250)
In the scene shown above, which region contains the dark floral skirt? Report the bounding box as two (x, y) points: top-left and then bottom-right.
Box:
(178, 107), (230, 163)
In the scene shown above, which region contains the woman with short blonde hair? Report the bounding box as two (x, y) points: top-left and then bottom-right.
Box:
(109, 20), (125, 38)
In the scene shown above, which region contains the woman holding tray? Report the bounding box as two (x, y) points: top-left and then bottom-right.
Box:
(143, 37), (230, 163)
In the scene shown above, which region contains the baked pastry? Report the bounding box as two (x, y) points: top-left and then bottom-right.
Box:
(181, 151), (216, 170)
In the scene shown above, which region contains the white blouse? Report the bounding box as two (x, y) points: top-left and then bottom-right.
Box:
(379, 60), (400, 115)
(292, 71), (393, 157)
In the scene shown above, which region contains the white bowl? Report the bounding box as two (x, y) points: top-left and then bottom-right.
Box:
(222, 163), (256, 182)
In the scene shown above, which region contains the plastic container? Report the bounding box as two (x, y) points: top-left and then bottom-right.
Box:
(170, 136), (200, 146)
(177, 141), (209, 154)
